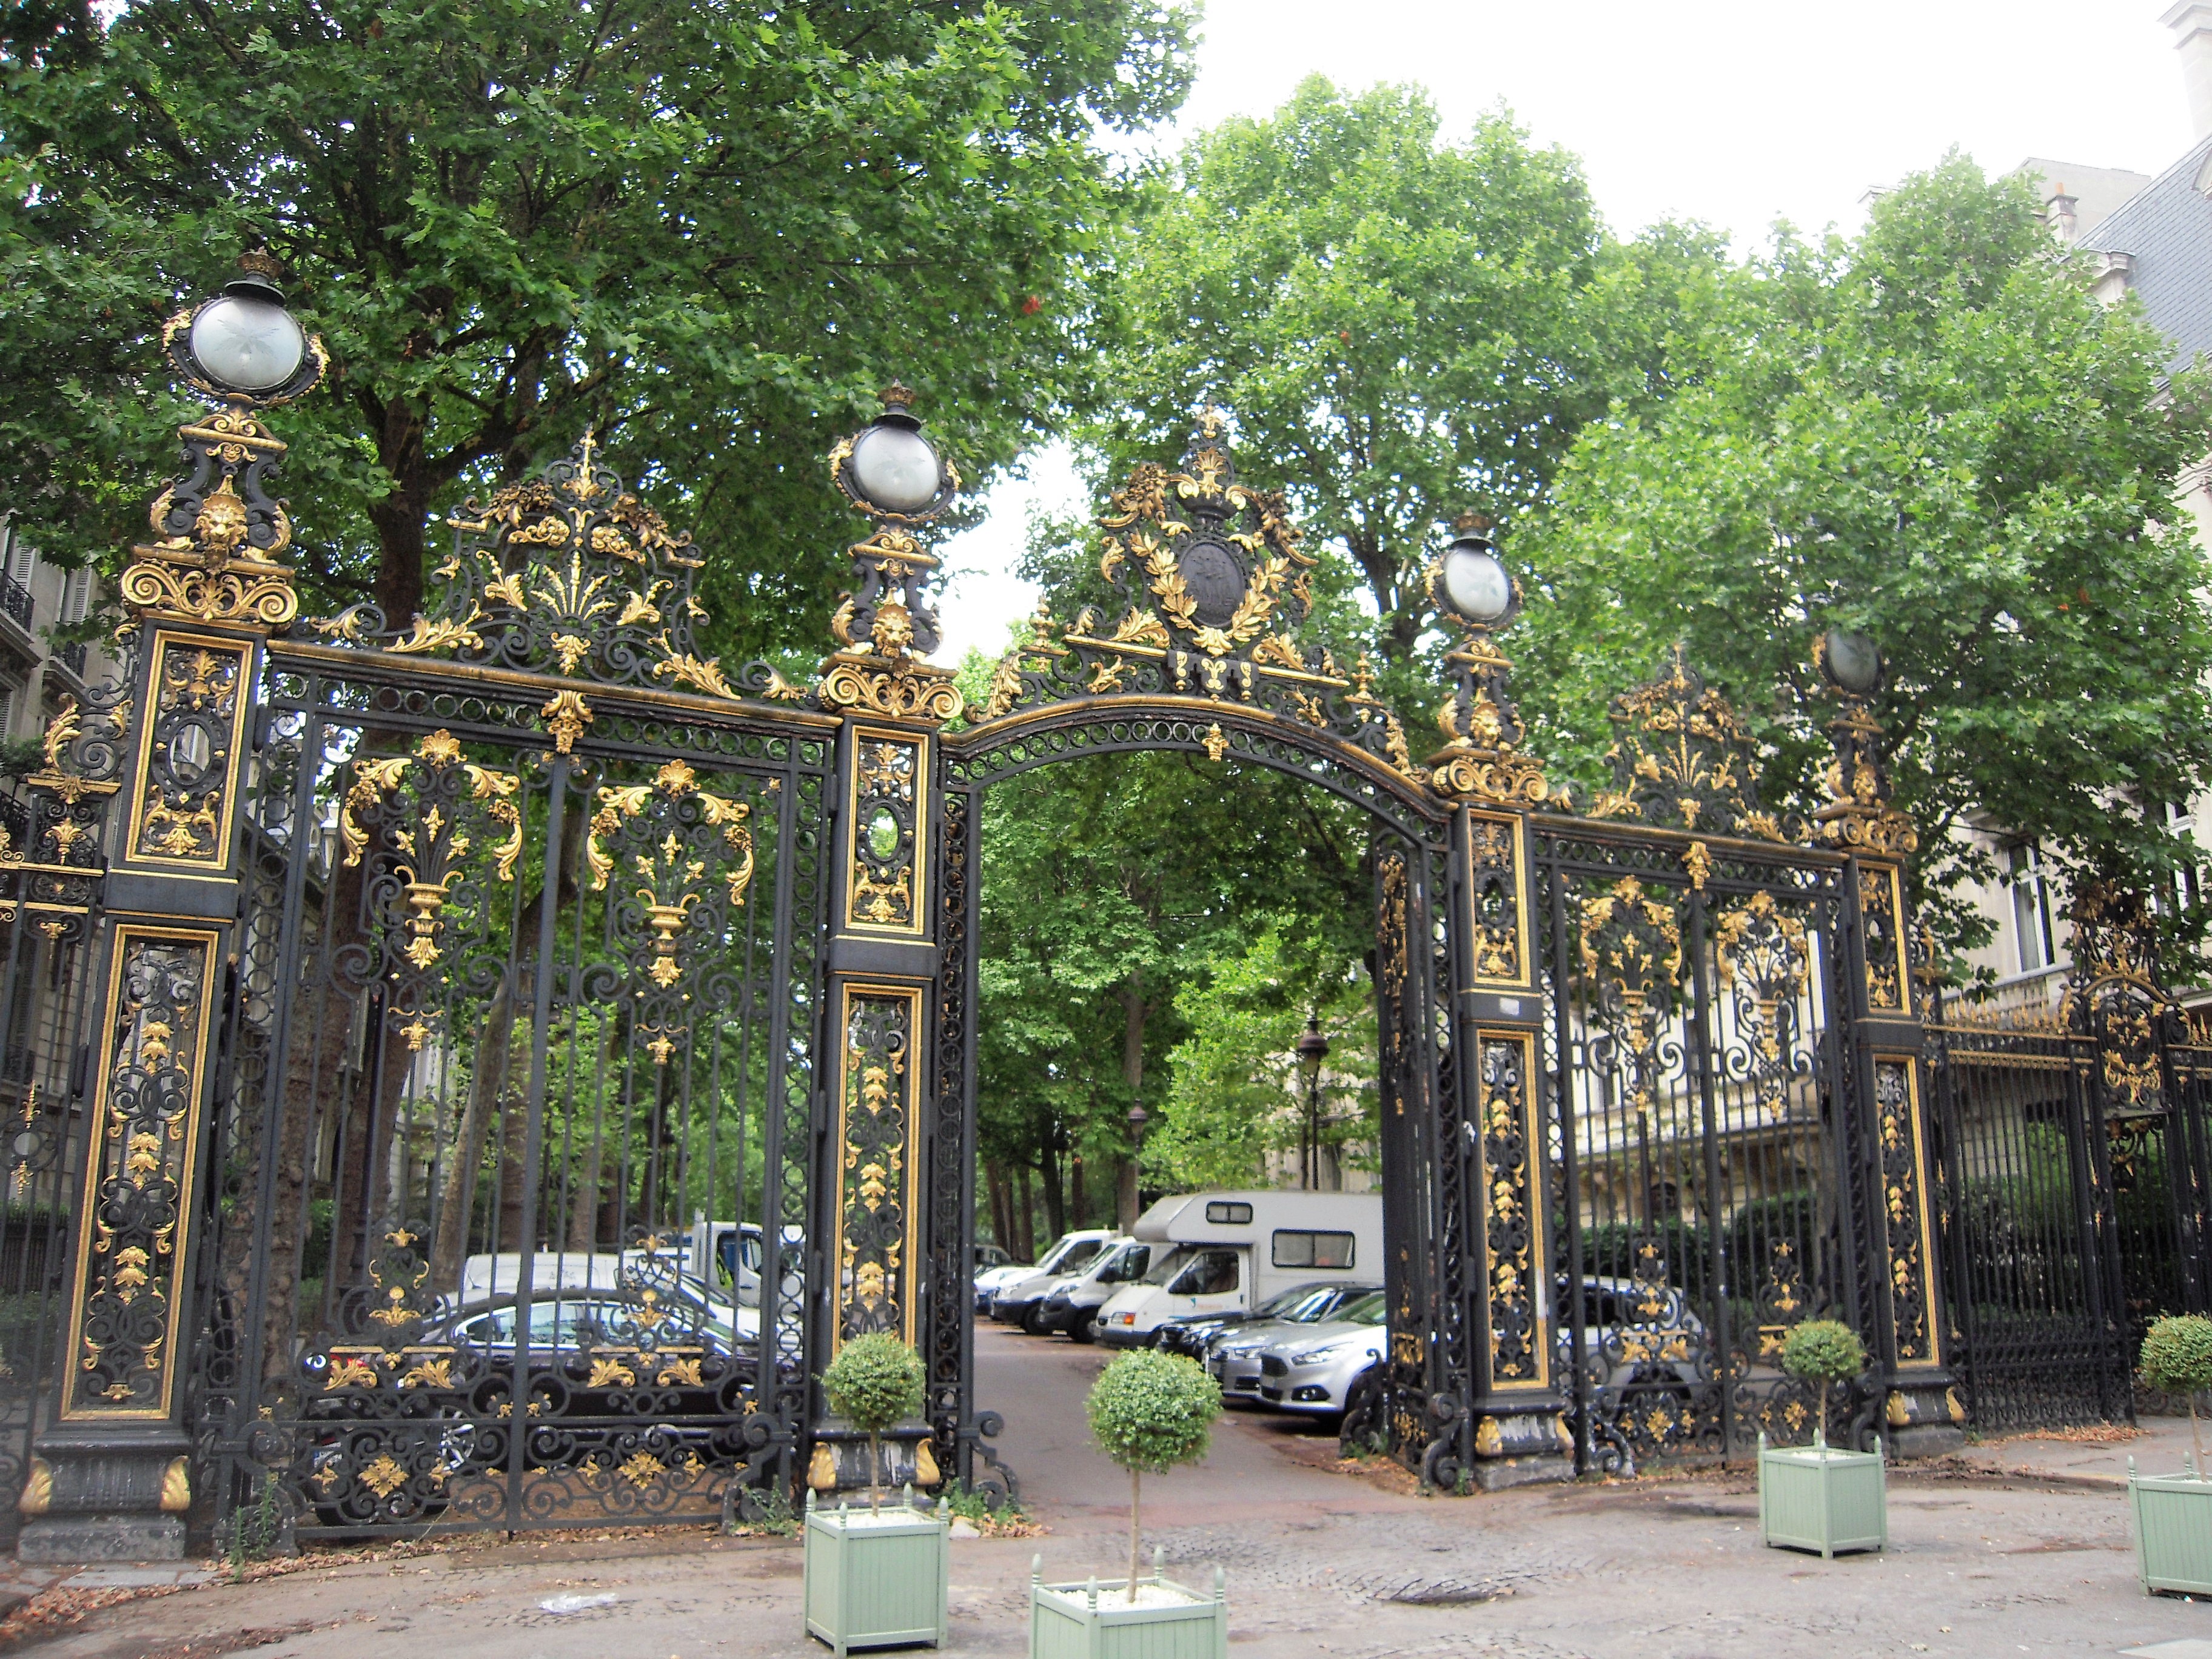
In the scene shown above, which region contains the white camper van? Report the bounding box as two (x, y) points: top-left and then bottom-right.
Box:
(1094, 1191), (1382, 1349)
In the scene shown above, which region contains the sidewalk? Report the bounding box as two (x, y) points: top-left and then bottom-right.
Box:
(1951, 1416), (2201, 1490)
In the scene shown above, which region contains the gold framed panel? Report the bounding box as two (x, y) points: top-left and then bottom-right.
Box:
(1474, 1028), (1551, 1393)
(830, 979), (926, 1352)
(1873, 1051), (1940, 1366)
(1463, 808), (1535, 992)
(59, 922), (222, 1421)
(1863, 862), (1911, 1016)
(840, 726), (930, 938)
(121, 629), (256, 876)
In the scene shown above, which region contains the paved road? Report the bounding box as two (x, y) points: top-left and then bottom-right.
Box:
(18, 1326), (2212, 1659)
(974, 1319), (1398, 1527)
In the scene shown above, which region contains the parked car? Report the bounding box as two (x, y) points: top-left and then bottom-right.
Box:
(1158, 1279), (1382, 1360)
(1096, 1191), (1381, 1348)
(1037, 1238), (1153, 1341)
(991, 1228), (1121, 1330)
(974, 1256), (1032, 1314)
(1197, 1281), (1384, 1401)
(1252, 1289), (1389, 1414)
(1561, 1276), (1711, 1391)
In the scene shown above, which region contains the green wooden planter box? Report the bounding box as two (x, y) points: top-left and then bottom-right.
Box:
(1757, 1432), (1886, 1559)
(803, 1489), (951, 1655)
(2129, 1456), (2212, 1595)
(1029, 1552), (1227, 1659)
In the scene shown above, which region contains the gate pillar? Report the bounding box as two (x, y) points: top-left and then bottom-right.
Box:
(805, 390), (967, 1500)
(1815, 646), (1963, 1457)
(21, 269), (320, 1560)
(1424, 546), (1572, 1490)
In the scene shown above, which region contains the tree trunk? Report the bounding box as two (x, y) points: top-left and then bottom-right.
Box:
(1039, 1148), (1064, 1244)
(1014, 1164), (1034, 1262)
(429, 976), (520, 1290)
(985, 1161), (1012, 1256)
(1071, 1154), (1086, 1232)
(494, 1051), (532, 1252)
(1120, 972), (1147, 1229)
(1127, 1466), (1141, 1601)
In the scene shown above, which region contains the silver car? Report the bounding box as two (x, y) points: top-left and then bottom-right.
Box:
(1204, 1282), (1383, 1403)
(1253, 1289), (1389, 1415)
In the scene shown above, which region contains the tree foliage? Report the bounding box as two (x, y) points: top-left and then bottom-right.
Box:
(1512, 156), (2212, 962)
(0, 0), (1194, 656)
(1068, 76), (1723, 706)
(1085, 1348), (1219, 1473)
(2140, 1314), (2212, 1396)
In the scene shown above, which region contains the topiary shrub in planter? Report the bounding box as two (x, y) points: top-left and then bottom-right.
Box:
(1029, 1350), (1227, 1659)
(824, 1332), (927, 1511)
(2131, 1313), (2212, 1596)
(1758, 1321), (1885, 1560)
(805, 1336), (947, 1654)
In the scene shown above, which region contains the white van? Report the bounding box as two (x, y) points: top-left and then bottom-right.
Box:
(1094, 1191), (1382, 1349)
(990, 1228), (1122, 1331)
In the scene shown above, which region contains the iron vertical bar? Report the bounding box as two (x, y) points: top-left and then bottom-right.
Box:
(504, 755), (570, 1527)
(1546, 844), (1589, 1473)
(228, 682), (327, 1473)
(1684, 885), (1731, 1458)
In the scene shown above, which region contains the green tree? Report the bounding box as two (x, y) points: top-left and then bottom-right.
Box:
(1512, 155), (2212, 964)
(1085, 1349), (1219, 1598)
(1151, 919), (1376, 1191)
(0, 0), (1194, 655)
(1068, 75), (1723, 705)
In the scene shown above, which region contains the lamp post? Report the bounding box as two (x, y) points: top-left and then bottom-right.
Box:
(1122, 1102), (1150, 1228)
(1425, 517), (1547, 807)
(1296, 1017), (1330, 1191)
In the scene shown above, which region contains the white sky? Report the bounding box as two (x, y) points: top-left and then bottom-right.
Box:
(930, 2), (2199, 665)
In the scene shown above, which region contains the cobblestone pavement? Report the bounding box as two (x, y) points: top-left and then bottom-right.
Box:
(17, 1327), (2212, 1659)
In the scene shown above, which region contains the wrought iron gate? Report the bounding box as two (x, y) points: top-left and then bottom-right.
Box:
(1, 278), (1991, 1555)
(1928, 883), (2212, 1432)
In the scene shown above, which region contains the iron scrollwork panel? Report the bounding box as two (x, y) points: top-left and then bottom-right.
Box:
(833, 986), (923, 1347)
(63, 927), (220, 1419)
(1475, 1031), (1548, 1392)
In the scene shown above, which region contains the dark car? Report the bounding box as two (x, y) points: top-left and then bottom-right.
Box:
(1155, 1280), (1382, 1362)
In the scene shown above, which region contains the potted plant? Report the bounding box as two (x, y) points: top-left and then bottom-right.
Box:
(2130, 1313), (2212, 1596)
(804, 1333), (950, 1655)
(1030, 1350), (1227, 1658)
(1757, 1319), (1886, 1560)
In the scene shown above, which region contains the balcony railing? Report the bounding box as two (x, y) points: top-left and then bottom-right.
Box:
(0, 791), (28, 856)
(0, 574), (30, 632)
(54, 642), (85, 679)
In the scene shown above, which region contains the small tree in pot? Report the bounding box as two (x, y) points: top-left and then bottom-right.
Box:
(2131, 1314), (2212, 1595)
(822, 1332), (926, 1512)
(1086, 1349), (1221, 1601)
(2141, 1314), (2212, 1476)
(1781, 1319), (1866, 1449)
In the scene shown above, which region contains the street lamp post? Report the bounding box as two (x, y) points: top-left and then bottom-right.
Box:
(1295, 1017), (1330, 1191)
(21, 252), (324, 1562)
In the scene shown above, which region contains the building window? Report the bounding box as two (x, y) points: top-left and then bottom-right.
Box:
(2161, 801), (2201, 918)
(1272, 1230), (1355, 1269)
(2009, 842), (2057, 973)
